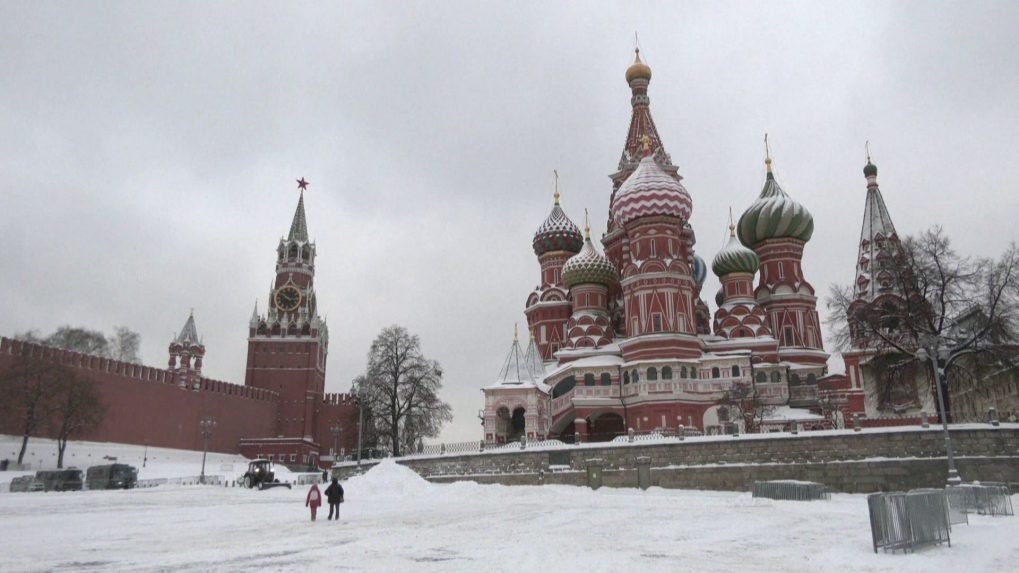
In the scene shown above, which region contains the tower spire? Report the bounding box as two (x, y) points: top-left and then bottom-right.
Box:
(288, 179), (309, 242)
(855, 151), (898, 302)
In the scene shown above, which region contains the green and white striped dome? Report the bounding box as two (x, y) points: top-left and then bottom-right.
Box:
(712, 229), (760, 277)
(562, 237), (618, 289)
(737, 161), (814, 248)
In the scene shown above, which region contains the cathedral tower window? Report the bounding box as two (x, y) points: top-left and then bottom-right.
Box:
(662, 366), (673, 379)
(653, 314), (663, 332)
(650, 239), (657, 258)
(600, 373), (612, 386)
(731, 365), (740, 378)
(584, 373), (595, 386)
(648, 367), (658, 381)
(784, 326), (794, 346)
(289, 244), (298, 260)
(632, 369), (639, 382)
(623, 371), (630, 384)
(778, 263), (785, 279)
(680, 366), (688, 378)
(757, 372), (767, 384)
(712, 367), (720, 379)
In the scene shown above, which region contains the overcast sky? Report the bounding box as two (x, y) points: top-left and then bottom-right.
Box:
(2, 1), (1017, 443)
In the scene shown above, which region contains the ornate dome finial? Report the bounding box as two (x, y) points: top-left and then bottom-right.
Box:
(764, 133), (773, 175)
(611, 147), (692, 228)
(641, 134), (651, 156)
(533, 175), (584, 257)
(737, 137), (814, 247)
(562, 236), (618, 290)
(864, 141), (878, 177)
(713, 221), (761, 277)
(584, 208), (590, 239)
(626, 47), (652, 84)
(514, 322), (518, 341)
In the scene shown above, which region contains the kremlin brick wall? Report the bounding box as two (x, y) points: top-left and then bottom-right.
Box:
(0, 337), (278, 454)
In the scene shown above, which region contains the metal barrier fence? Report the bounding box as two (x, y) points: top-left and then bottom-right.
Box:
(752, 481), (831, 501)
(944, 484), (1015, 517)
(868, 490), (952, 553)
(909, 488), (969, 527)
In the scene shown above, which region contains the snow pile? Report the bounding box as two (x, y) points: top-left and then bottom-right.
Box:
(343, 458), (432, 499)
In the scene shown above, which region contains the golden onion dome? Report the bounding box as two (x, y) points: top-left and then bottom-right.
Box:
(625, 48), (652, 84)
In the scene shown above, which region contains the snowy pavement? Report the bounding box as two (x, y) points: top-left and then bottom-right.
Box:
(2, 461), (1018, 572)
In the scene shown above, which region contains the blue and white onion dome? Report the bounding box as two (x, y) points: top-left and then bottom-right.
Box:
(562, 225), (618, 289)
(610, 136), (692, 229)
(712, 224), (761, 276)
(692, 253), (707, 286)
(736, 156), (814, 248)
(533, 189), (584, 257)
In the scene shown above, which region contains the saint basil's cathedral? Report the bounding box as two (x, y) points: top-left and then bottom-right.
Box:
(482, 49), (917, 442)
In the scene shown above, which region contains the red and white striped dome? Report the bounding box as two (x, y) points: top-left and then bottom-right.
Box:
(610, 154), (692, 228)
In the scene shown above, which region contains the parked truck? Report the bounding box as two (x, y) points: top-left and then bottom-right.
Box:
(86, 464), (138, 490)
(36, 469), (84, 492)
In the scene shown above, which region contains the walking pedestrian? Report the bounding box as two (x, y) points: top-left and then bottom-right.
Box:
(306, 483), (322, 521)
(322, 469), (328, 483)
(325, 477), (344, 521)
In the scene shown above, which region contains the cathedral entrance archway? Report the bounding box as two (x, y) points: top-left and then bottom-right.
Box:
(507, 407), (526, 442)
(587, 412), (624, 442)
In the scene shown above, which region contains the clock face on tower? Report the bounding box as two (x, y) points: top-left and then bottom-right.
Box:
(274, 285), (302, 312)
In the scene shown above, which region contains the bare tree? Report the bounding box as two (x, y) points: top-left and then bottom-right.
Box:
(0, 355), (69, 464)
(357, 326), (452, 457)
(42, 326), (110, 356)
(714, 381), (774, 433)
(109, 326), (141, 363)
(14, 325), (142, 363)
(50, 372), (106, 468)
(827, 227), (1019, 418)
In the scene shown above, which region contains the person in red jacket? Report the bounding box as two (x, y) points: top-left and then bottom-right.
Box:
(305, 483), (322, 521)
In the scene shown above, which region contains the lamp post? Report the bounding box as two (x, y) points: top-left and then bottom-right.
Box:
(199, 416), (216, 485)
(916, 343), (962, 486)
(330, 422), (341, 461)
(143, 439), (148, 468)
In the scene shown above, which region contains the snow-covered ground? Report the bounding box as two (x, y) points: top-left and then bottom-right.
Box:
(2, 459), (1017, 572)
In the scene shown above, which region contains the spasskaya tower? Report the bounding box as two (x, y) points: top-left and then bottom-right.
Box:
(243, 178), (330, 460)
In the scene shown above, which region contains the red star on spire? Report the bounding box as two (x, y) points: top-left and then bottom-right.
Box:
(297, 177), (309, 190)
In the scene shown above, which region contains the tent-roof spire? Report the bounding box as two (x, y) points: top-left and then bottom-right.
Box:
(176, 312), (200, 343)
(288, 178), (309, 242)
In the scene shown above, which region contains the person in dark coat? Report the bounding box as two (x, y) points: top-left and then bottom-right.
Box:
(322, 469), (328, 483)
(324, 477), (344, 521)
